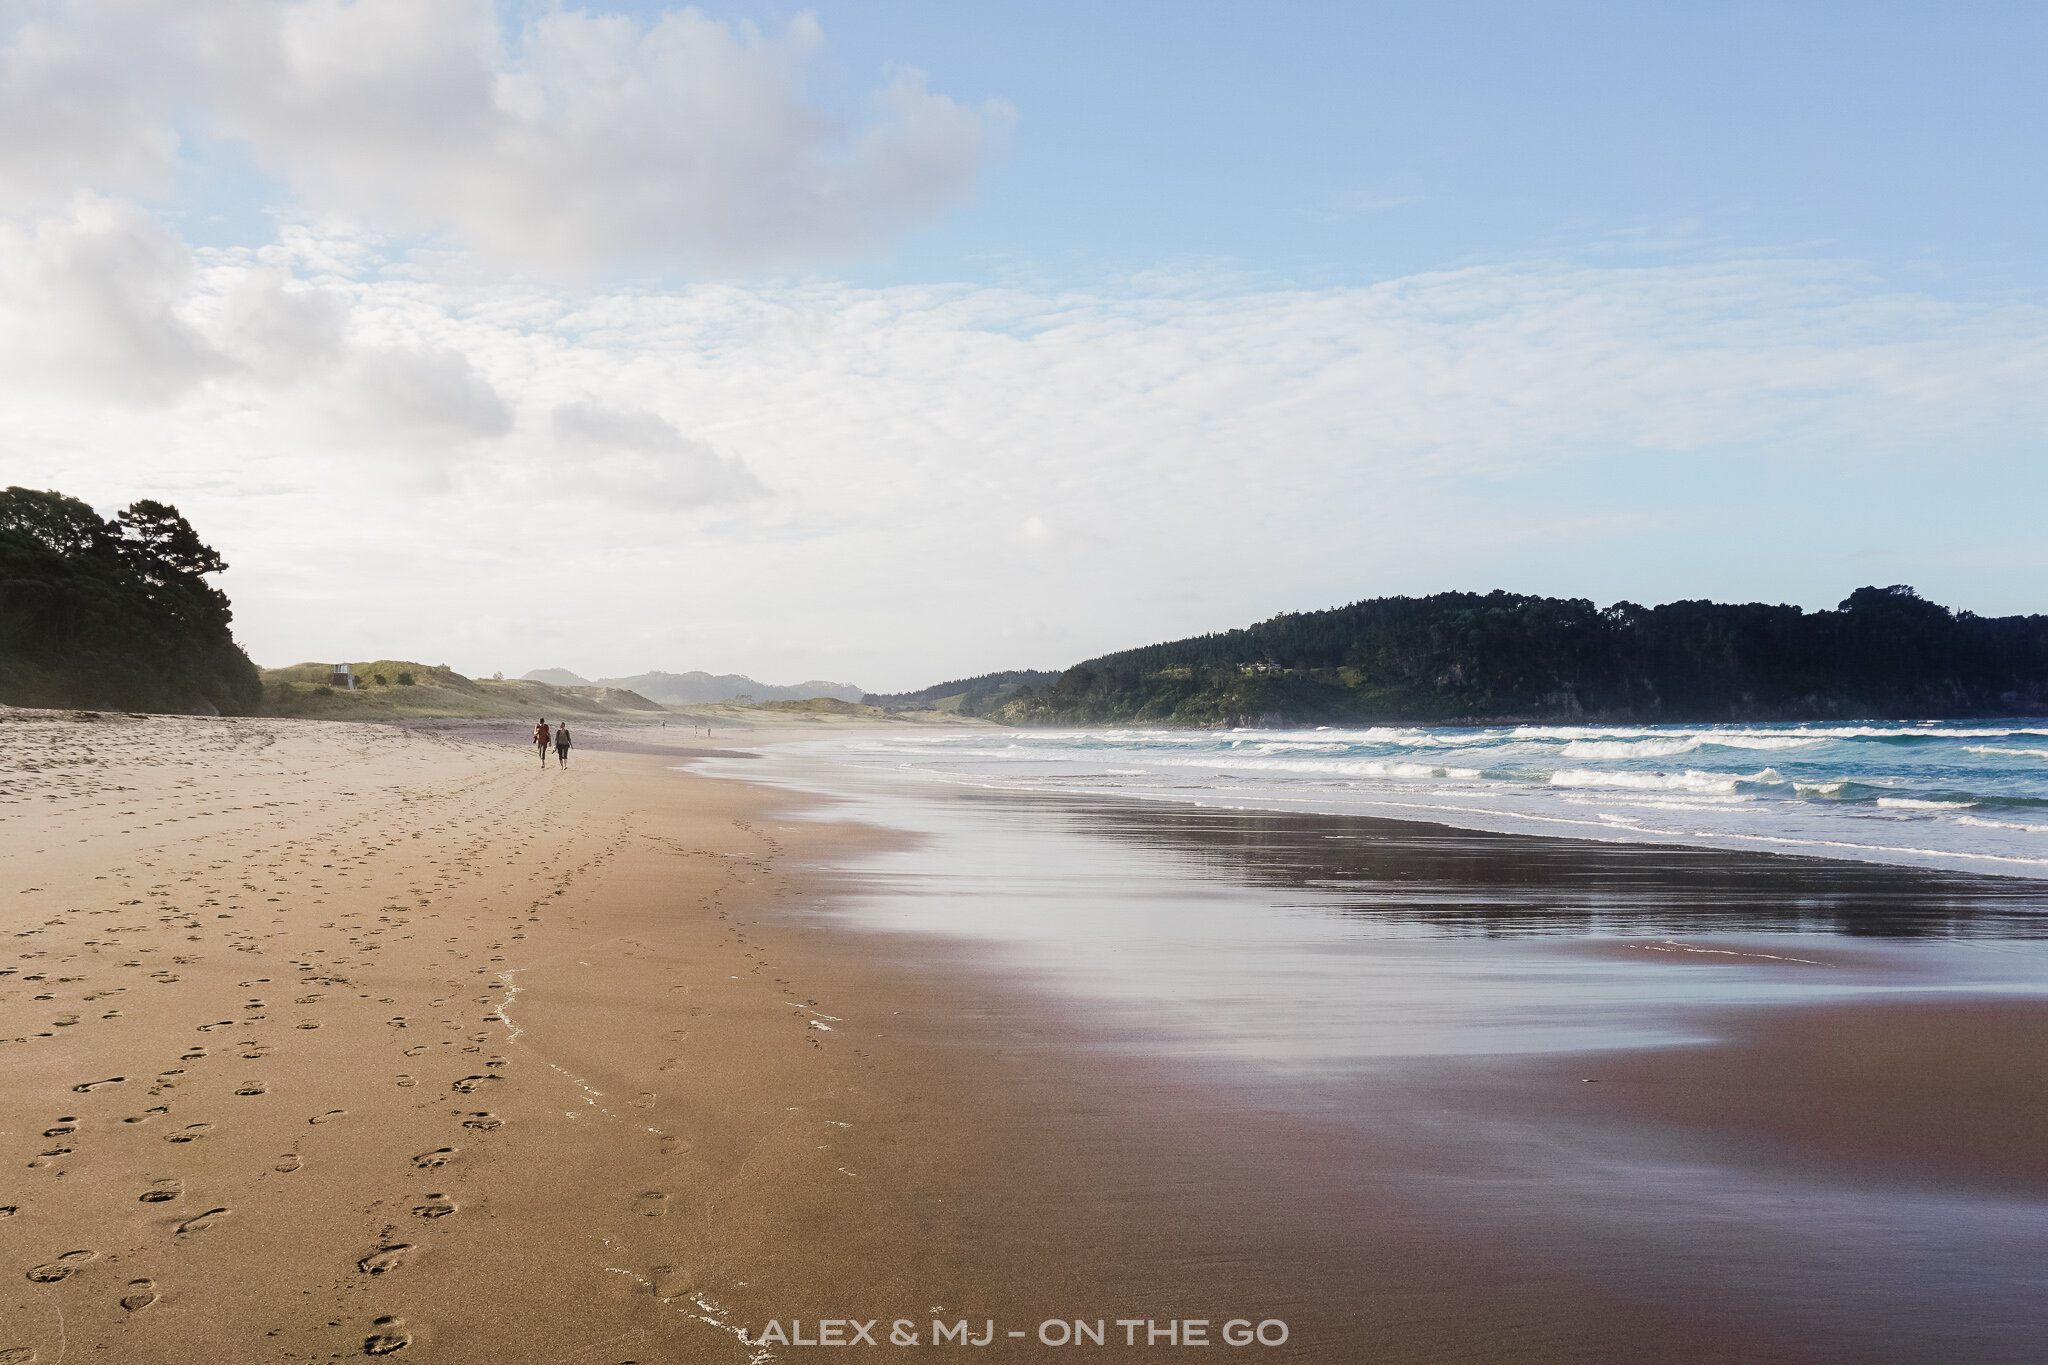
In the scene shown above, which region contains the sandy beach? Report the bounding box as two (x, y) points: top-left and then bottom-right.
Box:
(6, 712), (2048, 1363)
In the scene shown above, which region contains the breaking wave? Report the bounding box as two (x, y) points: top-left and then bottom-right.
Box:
(812, 717), (2048, 878)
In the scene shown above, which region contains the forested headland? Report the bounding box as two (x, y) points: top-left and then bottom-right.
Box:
(0, 487), (261, 714)
(990, 587), (2048, 728)
(864, 669), (1062, 714)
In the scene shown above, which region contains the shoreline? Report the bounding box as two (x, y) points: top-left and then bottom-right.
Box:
(5, 713), (2047, 1361)
(746, 719), (2048, 881)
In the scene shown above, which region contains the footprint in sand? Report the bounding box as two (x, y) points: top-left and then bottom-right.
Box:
(174, 1207), (229, 1236)
(410, 1195), (456, 1219)
(120, 1277), (159, 1312)
(181, 1048), (206, 1060)
(273, 1155), (302, 1174)
(449, 1075), (497, 1094)
(459, 1113), (502, 1131)
(651, 1266), (694, 1300)
(0, 1347), (34, 1363)
(235, 1082), (267, 1096)
(123, 1106), (171, 1125)
(164, 1123), (212, 1144)
(364, 1314), (413, 1354)
(43, 1123), (76, 1137)
(411, 1148), (456, 1170)
(632, 1192), (669, 1218)
(26, 1249), (98, 1283)
(309, 1110), (345, 1125)
(401, 1046), (425, 1058)
(295, 1021), (321, 1031)
(139, 1179), (182, 1203)
(357, 1244), (413, 1275)
(72, 1076), (126, 1093)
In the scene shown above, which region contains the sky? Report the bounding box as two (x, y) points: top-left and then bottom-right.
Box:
(2, 1), (2044, 692)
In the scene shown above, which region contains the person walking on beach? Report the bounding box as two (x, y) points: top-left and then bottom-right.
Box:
(533, 719), (551, 766)
(554, 724), (572, 768)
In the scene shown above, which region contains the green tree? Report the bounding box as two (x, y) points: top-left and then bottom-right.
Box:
(0, 487), (261, 713)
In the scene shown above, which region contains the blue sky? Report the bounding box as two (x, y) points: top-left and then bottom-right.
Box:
(611, 0), (2048, 293)
(2, 2), (2043, 688)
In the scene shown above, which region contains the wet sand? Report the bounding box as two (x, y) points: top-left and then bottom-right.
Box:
(5, 711), (2046, 1363)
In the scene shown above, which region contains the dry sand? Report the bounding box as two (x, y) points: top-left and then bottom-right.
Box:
(2, 710), (2032, 1363)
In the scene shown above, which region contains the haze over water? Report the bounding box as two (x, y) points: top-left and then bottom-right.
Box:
(819, 720), (2048, 878)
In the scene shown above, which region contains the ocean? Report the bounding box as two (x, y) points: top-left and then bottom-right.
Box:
(801, 719), (2048, 878)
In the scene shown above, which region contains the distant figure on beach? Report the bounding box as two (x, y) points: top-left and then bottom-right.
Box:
(533, 719), (551, 765)
(555, 725), (572, 768)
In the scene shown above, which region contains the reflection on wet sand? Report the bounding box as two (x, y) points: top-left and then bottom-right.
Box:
(731, 751), (2048, 1364)
(1030, 794), (2048, 938)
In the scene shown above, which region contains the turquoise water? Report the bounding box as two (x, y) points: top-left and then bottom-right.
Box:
(815, 720), (2048, 877)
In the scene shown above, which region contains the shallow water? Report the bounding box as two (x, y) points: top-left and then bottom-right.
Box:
(704, 748), (2048, 1363)
(714, 748), (2048, 1068)
(803, 720), (2048, 877)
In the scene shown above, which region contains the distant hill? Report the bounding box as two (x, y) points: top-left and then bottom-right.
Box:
(261, 661), (667, 721)
(865, 669), (1062, 716)
(993, 586), (2048, 728)
(590, 670), (863, 705)
(521, 668), (591, 686)
(0, 487), (261, 714)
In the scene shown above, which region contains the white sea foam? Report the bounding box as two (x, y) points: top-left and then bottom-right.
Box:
(1701, 734), (1827, 751)
(822, 720), (2048, 878)
(1956, 815), (2048, 835)
(1558, 793), (1756, 810)
(1548, 769), (1755, 794)
(1561, 737), (1702, 759)
(1157, 755), (1483, 781)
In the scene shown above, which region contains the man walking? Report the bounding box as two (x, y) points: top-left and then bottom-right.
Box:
(533, 718), (551, 766)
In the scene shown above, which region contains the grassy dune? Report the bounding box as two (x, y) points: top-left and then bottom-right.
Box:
(670, 696), (990, 728)
(259, 661), (670, 721)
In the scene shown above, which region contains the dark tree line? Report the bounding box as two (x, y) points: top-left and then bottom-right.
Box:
(864, 668), (1062, 715)
(995, 587), (2048, 727)
(0, 487), (261, 713)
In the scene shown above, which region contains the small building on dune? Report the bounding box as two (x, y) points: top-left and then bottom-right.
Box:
(330, 663), (356, 691)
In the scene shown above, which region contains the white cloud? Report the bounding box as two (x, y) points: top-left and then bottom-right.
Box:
(0, 0), (1001, 275)
(0, 194), (223, 400)
(4, 228), (2043, 687)
(551, 400), (766, 507)
(312, 344), (513, 443)
(0, 2), (184, 206)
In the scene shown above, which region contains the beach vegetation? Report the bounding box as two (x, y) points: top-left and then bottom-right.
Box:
(864, 668), (1064, 716)
(256, 659), (670, 721)
(0, 486), (262, 714)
